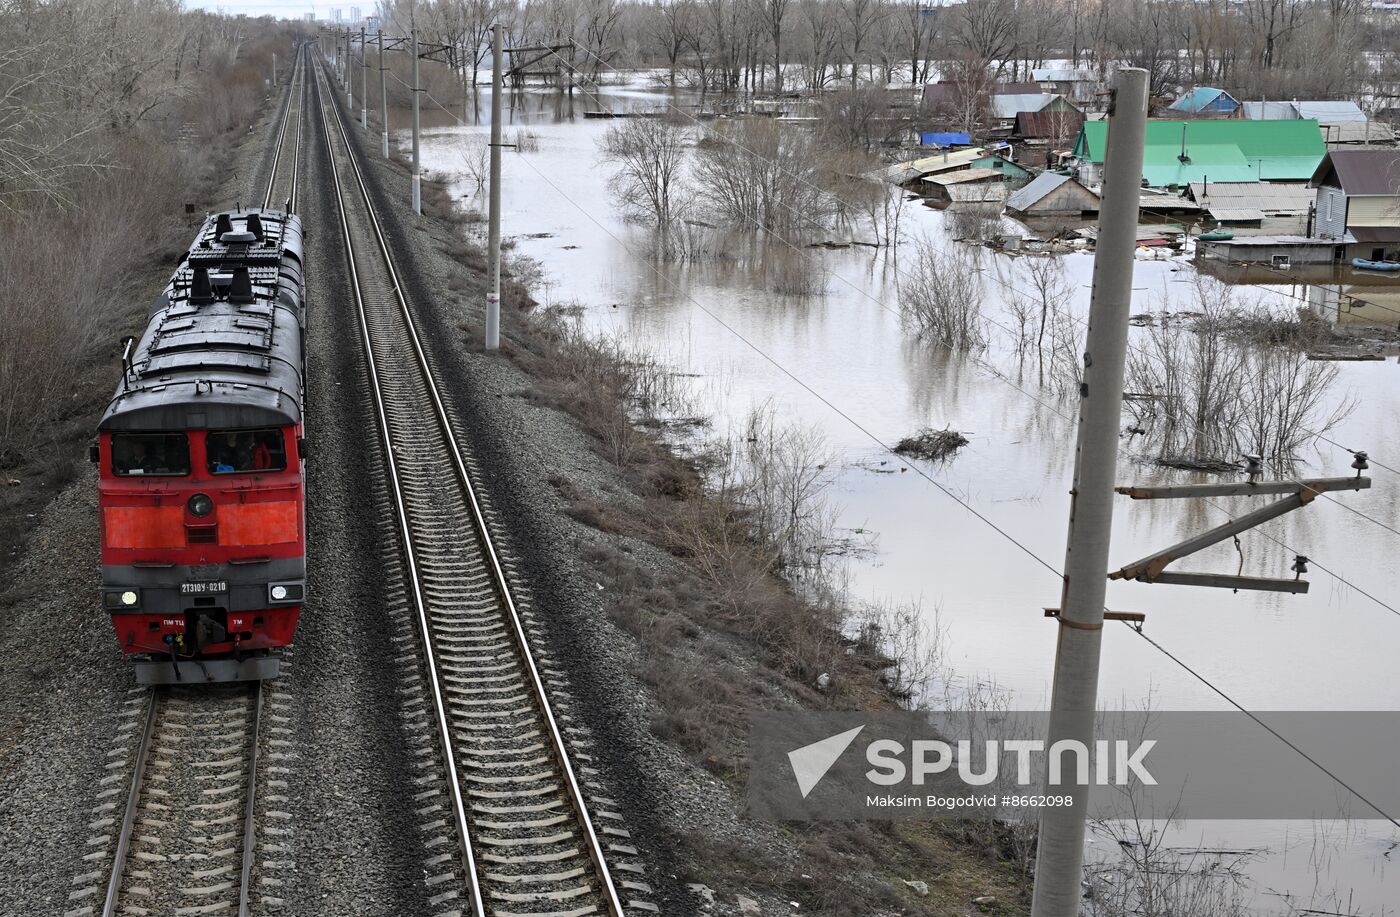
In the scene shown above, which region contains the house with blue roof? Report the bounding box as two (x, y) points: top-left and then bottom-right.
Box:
(1169, 88), (1241, 117)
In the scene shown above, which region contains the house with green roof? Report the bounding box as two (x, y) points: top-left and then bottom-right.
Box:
(1071, 120), (1326, 189)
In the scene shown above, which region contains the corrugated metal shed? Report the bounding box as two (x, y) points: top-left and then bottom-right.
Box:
(1186, 181), (1315, 215)
(921, 168), (1005, 186)
(1323, 121), (1395, 144)
(879, 147), (987, 184)
(1206, 207), (1266, 221)
(944, 184), (1009, 203)
(1242, 100), (1366, 123)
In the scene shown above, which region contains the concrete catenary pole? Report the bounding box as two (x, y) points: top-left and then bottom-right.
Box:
(360, 26), (368, 129)
(272, 52), (278, 86)
(345, 28), (353, 109)
(378, 30), (389, 159)
(1030, 66), (1147, 917)
(411, 27), (422, 215)
(485, 23), (503, 350)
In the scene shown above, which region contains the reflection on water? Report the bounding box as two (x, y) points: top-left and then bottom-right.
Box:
(408, 82), (1400, 911)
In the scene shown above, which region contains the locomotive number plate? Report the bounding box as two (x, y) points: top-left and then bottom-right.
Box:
(181, 581), (227, 595)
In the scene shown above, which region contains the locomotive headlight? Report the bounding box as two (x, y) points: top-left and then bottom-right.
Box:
(188, 493), (214, 517)
(105, 588), (140, 609)
(271, 585), (288, 601)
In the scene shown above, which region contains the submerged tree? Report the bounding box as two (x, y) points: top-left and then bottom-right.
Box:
(600, 117), (690, 226)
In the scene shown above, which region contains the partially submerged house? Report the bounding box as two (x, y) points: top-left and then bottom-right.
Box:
(1185, 181), (1315, 230)
(1169, 87), (1241, 117)
(879, 142), (1015, 185)
(1071, 119), (1326, 189)
(921, 168), (1009, 203)
(989, 93), (1078, 125)
(1014, 109), (1086, 143)
(1005, 172), (1099, 217)
(879, 146), (988, 184)
(972, 151), (1031, 181)
(1030, 67), (1098, 105)
(1312, 149), (1400, 261)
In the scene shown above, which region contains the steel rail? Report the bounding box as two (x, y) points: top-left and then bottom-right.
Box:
(262, 43), (304, 212)
(101, 685), (263, 917)
(100, 690), (160, 917)
(309, 51), (626, 917)
(237, 685), (265, 917)
(307, 54), (485, 916)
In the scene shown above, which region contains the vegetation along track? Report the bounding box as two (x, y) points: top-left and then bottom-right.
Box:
(311, 53), (643, 917)
(100, 685), (263, 917)
(262, 42), (305, 213)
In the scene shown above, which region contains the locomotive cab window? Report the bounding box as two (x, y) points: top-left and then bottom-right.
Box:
(206, 429), (287, 474)
(111, 433), (191, 476)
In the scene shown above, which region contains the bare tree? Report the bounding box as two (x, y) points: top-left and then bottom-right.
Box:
(599, 117), (690, 231)
(898, 238), (986, 350)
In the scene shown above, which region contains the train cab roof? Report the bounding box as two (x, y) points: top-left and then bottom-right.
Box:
(99, 209), (305, 433)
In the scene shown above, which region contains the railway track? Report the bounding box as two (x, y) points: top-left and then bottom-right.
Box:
(101, 685), (263, 917)
(263, 43), (305, 212)
(310, 53), (638, 917)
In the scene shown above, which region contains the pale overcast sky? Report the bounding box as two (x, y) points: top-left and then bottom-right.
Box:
(184, 0), (319, 19)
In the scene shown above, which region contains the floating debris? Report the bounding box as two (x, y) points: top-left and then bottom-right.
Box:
(893, 427), (969, 461)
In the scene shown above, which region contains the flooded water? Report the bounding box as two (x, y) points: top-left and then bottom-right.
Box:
(406, 82), (1400, 912)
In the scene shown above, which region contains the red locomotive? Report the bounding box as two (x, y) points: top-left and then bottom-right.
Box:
(94, 208), (306, 683)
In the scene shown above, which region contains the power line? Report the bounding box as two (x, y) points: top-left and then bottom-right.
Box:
(1124, 620), (1400, 830)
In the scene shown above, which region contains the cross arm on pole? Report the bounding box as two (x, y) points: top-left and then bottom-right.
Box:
(503, 43), (573, 77)
(418, 42), (456, 65)
(1108, 476), (1371, 590)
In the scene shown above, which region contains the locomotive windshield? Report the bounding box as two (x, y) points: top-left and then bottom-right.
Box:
(111, 433), (191, 476)
(205, 429), (287, 474)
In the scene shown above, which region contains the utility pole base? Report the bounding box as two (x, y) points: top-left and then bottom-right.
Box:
(486, 294), (500, 350)
(382, 132), (390, 159)
(412, 174), (422, 215)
